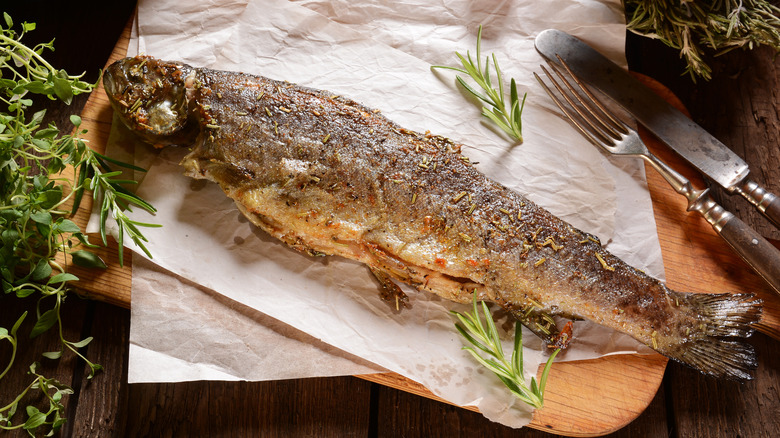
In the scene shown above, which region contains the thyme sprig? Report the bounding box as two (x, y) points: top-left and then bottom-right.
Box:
(432, 25), (527, 142)
(0, 13), (157, 435)
(451, 295), (560, 409)
(624, 0), (780, 80)
(0, 361), (73, 434)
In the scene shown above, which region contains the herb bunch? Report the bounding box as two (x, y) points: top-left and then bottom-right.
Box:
(0, 13), (157, 435)
(452, 295), (560, 409)
(624, 0), (780, 80)
(432, 25), (527, 142)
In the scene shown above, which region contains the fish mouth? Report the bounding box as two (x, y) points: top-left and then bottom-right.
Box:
(103, 56), (197, 146)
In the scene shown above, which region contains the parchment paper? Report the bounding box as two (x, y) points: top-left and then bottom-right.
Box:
(110, 0), (663, 428)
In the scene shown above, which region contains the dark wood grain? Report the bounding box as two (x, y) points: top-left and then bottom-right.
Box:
(372, 379), (669, 437)
(0, 296), (88, 436)
(692, 45), (780, 242)
(665, 334), (780, 438)
(64, 303), (130, 438)
(124, 377), (373, 437)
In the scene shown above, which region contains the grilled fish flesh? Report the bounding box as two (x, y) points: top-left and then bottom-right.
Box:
(103, 56), (762, 379)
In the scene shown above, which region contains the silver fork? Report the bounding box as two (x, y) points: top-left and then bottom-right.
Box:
(535, 56), (780, 297)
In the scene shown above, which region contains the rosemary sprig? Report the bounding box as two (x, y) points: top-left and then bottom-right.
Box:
(451, 295), (560, 409)
(0, 13), (157, 435)
(432, 25), (527, 142)
(624, 0), (780, 80)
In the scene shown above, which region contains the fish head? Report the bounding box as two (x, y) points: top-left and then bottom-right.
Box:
(103, 56), (197, 147)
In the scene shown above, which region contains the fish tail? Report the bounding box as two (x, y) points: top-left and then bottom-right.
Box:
(664, 292), (762, 380)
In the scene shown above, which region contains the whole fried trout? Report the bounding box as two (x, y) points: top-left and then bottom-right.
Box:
(104, 56), (762, 379)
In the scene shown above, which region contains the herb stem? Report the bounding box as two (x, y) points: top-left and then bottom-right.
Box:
(432, 25), (526, 142)
(452, 294), (560, 409)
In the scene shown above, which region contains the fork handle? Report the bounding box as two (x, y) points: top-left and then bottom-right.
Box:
(735, 177), (780, 230)
(645, 154), (780, 296)
(692, 194), (780, 297)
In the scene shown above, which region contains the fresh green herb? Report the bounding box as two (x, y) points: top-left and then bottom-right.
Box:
(624, 0), (780, 80)
(0, 13), (157, 435)
(0, 361), (73, 435)
(451, 295), (560, 409)
(432, 25), (527, 142)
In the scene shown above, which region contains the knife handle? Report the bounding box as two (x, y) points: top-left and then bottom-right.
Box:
(694, 195), (780, 297)
(735, 178), (780, 230)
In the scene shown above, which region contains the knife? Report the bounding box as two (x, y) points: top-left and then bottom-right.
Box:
(534, 29), (780, 230)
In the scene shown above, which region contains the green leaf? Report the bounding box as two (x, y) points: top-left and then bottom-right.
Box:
(42, 350), (63, 360)
(3, 12), (12, 28)
(93, 151), (149, 172)
(31, 259), (53, 281)
(69, 336), (93, 348)
(2, 279), (14, 294)
(22, 80), (50, 94)
(32, 138), (52, 150)
(34, 127), (60, 139)
(70, 250), (107, 269)
(11, 311), (27, 336)
(48, 272), (78, 284)
(30, 210), (53, 225)
(15, 288), (37, 298)
(86, 363), (103, 379)
(22, 411), (47, 430)
(37, 188), (63, 210)
(30, 309), (58, 338)
(55, 219), (82, 234)
(70, 114), (81, 127)
(52, 72), (73, 105)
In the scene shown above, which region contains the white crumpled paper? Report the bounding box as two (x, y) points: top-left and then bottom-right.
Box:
(111, 0), (663, 428)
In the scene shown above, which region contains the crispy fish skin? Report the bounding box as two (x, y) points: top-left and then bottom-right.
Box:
(104, 56), (762, 380)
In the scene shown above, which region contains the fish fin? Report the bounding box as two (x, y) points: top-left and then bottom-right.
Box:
(369, 268), (409, 311)
(507, 304), (572, 349)
(664, 292), (762, 380)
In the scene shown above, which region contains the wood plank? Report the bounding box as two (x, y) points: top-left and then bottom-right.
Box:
(362, 353), (668, 437)
(666, 333), (780, 438)
(243, 377), (372, 438)
(62, 15), (135, 308)
(64, 303), (130, 438)
(373, 374), (669, 437)
(125, 377), (373, 437)
(0, 295), (89, 436)
(125, 382), (210, 436)
(689, 45), (780, 243)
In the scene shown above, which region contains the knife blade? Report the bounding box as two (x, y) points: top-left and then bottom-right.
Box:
(534, 28), (780, 230)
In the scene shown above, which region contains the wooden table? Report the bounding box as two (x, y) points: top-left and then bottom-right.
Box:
(2, 2), (779, 437)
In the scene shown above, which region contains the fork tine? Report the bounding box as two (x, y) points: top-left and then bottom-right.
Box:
(533, 69), (608, 147)
(535, 67), (617, 148)
(535, 56), (634, 152)
(543, 61), (622, 141)
(553, 55), (628, 136)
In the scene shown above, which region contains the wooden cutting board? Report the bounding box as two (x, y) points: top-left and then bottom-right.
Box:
(66, 20), (780, 437)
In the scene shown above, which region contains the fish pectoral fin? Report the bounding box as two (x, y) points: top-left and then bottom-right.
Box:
(369, 267), (409, 312)
(508, 305), (572, 349)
